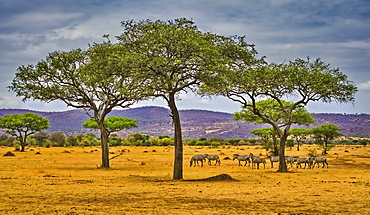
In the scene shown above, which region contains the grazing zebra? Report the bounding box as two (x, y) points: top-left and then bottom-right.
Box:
(285, 156), (299, 168)
(190, 154), (207, 167)
(309, 156), (329, 168)
(204, 154), (221, 166)
(233, 154), (251, 166)
(296, 157), (313, 169)
(267, 152), (280, 168)
(249, 153), (266, 169)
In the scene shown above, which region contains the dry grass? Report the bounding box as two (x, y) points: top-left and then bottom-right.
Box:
(1, 145), (370, 214)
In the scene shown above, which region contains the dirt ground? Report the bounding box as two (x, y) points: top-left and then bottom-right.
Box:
(1, 145), (370, 215)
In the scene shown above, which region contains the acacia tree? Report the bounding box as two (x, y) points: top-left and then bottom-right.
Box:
(0, 113), (50, 152)
(201, 57), (357, 172)
(311, 123), (342, 154)
(289, 128), (312, 151)
(83, 116), (137, 137)
(116, 18), (257, 179)
(8, 42), (144, 168)
(234, 99), (315, 155)
(250, 127), (274, 153)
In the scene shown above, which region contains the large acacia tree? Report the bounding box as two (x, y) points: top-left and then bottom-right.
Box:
(201, 57), (357, 172)
(116, 18), (259, 180)
(8, 42), (144, 168)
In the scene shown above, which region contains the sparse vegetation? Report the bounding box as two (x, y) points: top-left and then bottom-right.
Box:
(1, 145), (369, 214)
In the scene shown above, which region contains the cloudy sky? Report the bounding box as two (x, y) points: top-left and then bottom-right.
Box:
(1, 0), (369, 114)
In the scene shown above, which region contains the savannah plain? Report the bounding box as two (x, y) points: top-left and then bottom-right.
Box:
(1, 144), (370, 215)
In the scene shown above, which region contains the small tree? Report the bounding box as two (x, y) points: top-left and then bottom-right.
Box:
(48, 132), (66, 147)
(359, 139), (369, 146)
(234, 99), (315, 155)
(311, 123), (342, 154)
(33, 131), (49, 147)
(286, 139), (295, 149)
(0, 113), (50, 152)
(83, 116), (137, 138)
(289, 128), (312, 151)
(66, 135), (78, 147)
(128, 133), (149, 146)
(251, 128), (275, 153)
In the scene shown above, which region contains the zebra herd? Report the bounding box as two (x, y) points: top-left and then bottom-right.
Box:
(190, 154), (221, 167)
(190, 153), (328, 169)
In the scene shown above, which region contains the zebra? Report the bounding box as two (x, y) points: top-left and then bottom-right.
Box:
(309, 156), (329, 168)
(296, 157), (313, 169)
(190, 154), (207, 167)
(233, 154), (251, 166)
(249, 153), (266, 169)
(285, 156), (299, 168)
(204, 154), (221, 166)
(267, 152), (279, 168)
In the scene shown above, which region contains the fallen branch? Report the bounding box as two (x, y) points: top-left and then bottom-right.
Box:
(109, 150), (125, 160)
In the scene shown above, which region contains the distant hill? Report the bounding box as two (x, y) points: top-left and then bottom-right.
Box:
(1, 106), (370, 138)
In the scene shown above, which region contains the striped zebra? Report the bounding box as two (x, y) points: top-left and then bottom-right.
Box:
(267, 152), (279, 168)
(204, 154), (221, 166)
(232, 154), (251, 166)
(249, 153), (266, 169)
(309, 156), (329, 168)
(190, 154), (207, 167)
(285, 156), (299, 168)
(296, 157), (313, 169)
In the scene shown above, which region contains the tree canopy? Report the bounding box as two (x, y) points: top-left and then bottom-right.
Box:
(82, 116), (138, 136)
(289, 128), (312, 151)
(8, 42), (145, 167)
(201, 57), (357, 172)
(0, 113), (50, 152)
(116, 18), (260, 179)
(311, 123), (342, 154)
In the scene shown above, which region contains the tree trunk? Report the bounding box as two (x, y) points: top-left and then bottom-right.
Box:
(168, 95), (183, 180)
(272, 131), (279, 155)
(297, 141), (300, 151)
(323, 142), (328, 155)
(19, 135), (26, 152)
(99, 123), (110, 168)
(278, 135), (288, 172)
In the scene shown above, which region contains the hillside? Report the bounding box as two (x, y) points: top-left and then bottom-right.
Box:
(1, 106), (370, 138)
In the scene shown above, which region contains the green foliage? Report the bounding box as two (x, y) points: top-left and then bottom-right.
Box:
(208, 141), (220, 148)
(0, 135), (16, 147)
(82, 116), (138, 135)
(234, 99), (315, 126)
(8, 41), (145, 167)
(248, 138), (257, 145)
(158, 135), (170, 139)
(128, 133), (148, 146)
(311, 123), (342, 154)
(158, 138), (174, 146)
(48, 132), (66, 147)
(359, 139), (369, 146)
(32, 132), (49, 147)
(0, 113), (50, 151)
(228, 139), (241, 146)
(289, 128), (312, 151)
(66, 136), (79, 147)
(118, 18), (261, 179)
(200, 55), (357, 172)
(286, 139), (294, 148)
